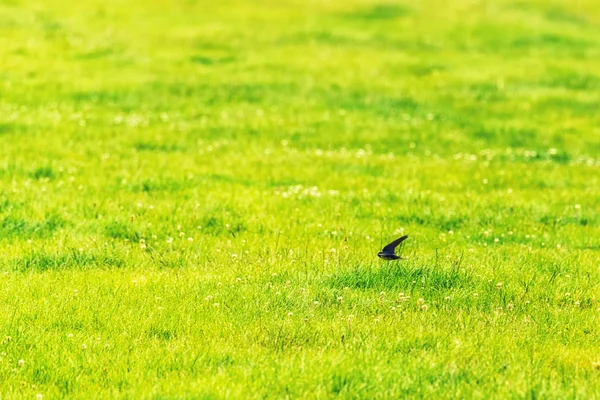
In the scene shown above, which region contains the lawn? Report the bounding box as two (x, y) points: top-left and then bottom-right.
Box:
(1, 0), (600, 398)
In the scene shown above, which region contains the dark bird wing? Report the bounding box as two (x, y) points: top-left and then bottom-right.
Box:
(381, 235), (409, 253)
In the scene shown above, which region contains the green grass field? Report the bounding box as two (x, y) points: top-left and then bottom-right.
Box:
(1, 0), (600, 398)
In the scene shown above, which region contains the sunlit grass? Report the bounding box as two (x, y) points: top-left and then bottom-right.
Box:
(1, 0), (600, 398)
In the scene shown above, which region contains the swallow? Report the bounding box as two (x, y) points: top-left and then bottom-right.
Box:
(377, 234), (409, 260)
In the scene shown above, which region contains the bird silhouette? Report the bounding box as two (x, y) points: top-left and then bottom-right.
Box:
(377, 235), (409, 260)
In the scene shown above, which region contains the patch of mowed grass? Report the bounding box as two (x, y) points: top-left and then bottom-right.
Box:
(1, 0), (600, 398)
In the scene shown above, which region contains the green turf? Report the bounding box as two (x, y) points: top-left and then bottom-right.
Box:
(1, 0), (600, 398)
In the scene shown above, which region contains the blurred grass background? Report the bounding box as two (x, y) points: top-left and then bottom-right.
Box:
(0, 0), (599, 398)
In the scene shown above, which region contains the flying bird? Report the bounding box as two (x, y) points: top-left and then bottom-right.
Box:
(377, 234), (409, 260)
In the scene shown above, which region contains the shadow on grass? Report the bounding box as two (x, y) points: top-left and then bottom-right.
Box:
(147, 326), (178, 341)
(327, 259), (472, 292)
(344, 3), (413, 21)
(8, 249), (125, 272)
(0, 214), (65, 240)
